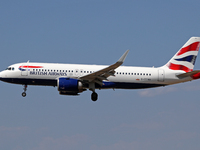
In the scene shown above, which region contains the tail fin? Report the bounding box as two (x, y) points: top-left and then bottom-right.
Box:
(165, 37), (200, 72)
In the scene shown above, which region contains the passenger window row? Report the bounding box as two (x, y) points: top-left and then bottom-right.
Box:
(31, 69), (152, 76)
(32, 69), (95, 74)
(116, 72), (151, 76)
(33, 69), (74, 73)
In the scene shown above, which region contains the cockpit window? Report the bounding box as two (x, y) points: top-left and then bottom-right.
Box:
(6, 67), (11, 70)
(6, 67), (14, 71)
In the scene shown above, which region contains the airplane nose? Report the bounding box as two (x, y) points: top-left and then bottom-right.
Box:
(0, 71), (3, 79)
(0, 71), (6, 80)
(0, 70), (8, 83)
(0, 74), (2, 81)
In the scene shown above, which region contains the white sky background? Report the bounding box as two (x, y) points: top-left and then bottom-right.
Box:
(0, 0), (200, 150)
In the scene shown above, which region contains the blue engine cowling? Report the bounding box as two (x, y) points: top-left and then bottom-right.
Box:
(57, 78), (83, 93)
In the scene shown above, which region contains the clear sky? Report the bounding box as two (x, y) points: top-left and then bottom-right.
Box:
(0, 0), (200, 150)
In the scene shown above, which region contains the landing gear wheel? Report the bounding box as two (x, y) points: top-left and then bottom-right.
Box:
(91, 92), (98, 101)
(22, 92), (26, 97)
(22, 85), (27, 97)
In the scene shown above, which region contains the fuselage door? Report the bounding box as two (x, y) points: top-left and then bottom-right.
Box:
(21, 62), (29, 76)
(158, 69), (164, 82)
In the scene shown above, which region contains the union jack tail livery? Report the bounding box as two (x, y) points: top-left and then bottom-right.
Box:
(166, 37), (200, 72)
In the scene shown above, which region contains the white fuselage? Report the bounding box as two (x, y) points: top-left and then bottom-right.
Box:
(1, 37), (200, 101)
(0, 62), (192, 89)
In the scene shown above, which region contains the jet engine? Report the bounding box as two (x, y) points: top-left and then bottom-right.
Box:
(57, 77), (85, 95)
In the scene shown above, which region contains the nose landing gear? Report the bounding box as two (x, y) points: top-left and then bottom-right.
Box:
(22, 85), (27, 97)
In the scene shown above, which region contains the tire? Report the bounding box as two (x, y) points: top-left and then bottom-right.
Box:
(91, 92), (98, 101)
(22, 92), (26, 97)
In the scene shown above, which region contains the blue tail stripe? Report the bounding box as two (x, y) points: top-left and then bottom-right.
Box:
(175, 55), (197, 65)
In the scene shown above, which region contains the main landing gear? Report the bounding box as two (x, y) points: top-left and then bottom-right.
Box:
(89, 82), (98, 101)
(22, 85), (27, 97)
(91, 92), (98, 101)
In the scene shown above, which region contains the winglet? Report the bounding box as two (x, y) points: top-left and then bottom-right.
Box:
(118, 50), (129, 63)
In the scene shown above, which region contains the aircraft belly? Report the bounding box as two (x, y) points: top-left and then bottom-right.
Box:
(0, 77), (57, 86)
(99, 81), (166, 89)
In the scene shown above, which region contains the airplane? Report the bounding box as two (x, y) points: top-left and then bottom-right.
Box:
(1, 37), (200, 101)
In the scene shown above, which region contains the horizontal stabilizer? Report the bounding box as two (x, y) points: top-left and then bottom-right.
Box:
(176, 70), (200, 78)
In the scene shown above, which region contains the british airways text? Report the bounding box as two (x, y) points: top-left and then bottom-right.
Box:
(30, 71), (67, 76)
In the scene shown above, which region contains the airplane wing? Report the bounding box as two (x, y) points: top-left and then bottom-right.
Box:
(79, 50), (129, 85)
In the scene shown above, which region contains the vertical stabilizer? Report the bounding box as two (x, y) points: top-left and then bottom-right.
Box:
(165, 37), (200, 72)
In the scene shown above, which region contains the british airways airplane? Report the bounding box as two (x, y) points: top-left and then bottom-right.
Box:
(1, 37), (200, 101)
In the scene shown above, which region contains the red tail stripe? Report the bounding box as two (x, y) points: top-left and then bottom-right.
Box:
(168, 63), (192, 72)
(191, 72), (200, 79)
(19, 66), (43, 68)
(177, 42), (200, 56)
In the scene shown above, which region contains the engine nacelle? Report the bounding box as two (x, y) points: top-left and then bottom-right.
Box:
(57, 77), (83, 93)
